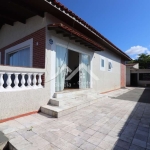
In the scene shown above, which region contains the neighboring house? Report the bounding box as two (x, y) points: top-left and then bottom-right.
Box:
(126, 63), (150, 87)
(0, 0), (131, 121)
(146, 63), (150, 69)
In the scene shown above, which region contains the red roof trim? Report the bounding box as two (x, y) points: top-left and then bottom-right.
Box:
(48, 23), (105, 51)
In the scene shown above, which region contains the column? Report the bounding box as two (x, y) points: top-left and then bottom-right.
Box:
(14, 73), (19, 89)
(6, 73), (12, 89)
(0, 72), (4, 90)
(38, 73), (43, 88)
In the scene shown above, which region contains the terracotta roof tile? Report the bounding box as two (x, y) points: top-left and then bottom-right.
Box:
(48, 23), (105, 51)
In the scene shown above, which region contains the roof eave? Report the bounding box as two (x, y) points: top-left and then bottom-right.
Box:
(45, 0), (132, 61)
(48, 23), (105, 51)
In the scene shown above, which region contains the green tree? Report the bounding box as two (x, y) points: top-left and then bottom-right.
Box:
(129, 53), (150, 69)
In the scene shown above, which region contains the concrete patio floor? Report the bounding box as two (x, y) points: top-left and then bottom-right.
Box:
(1, 87), (150, 150)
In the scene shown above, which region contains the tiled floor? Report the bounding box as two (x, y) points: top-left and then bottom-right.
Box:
(1, 88), (150, 150)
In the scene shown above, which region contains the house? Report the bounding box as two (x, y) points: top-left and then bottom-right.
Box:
(0, 0), (131, 121)
(126, 63), (150, 87)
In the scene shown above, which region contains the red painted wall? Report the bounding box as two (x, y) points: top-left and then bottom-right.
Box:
(121, 58), (126, 87)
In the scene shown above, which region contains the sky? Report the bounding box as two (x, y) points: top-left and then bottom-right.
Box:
(58, 0), (150, 59)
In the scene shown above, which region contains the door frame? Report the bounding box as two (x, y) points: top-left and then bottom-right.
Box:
(79, 53), (90, 89)
(50, 39), (92, 97)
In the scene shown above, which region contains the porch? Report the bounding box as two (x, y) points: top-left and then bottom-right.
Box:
(0, 64), (101, 121)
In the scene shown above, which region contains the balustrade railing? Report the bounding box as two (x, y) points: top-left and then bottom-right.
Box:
(0, 66), (45, 92)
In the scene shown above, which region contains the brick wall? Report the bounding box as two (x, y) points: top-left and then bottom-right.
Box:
(0, 27), (46, 68)
(121, 58), (126, 87)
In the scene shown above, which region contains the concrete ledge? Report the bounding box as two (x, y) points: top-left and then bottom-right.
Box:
(0, 65), (45, 73)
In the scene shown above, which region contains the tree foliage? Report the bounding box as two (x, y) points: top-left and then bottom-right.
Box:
(130, 53), (150, 69)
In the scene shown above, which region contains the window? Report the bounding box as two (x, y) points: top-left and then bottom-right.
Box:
(100, 56), (105, 71)
(139, 73), (150, 81)
(101, 59), (104, 67)
(8, 47), (30, 67)
(108, 61), (113, 71)
(5, 39), (33, 67)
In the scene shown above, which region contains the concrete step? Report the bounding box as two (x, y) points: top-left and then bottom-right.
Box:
(41, 95), (107, 118)
(50, 93), (104, 106)
(53, 89), (94, 98)
(50, 95), (87, 106)
(0, 131), (8, 150)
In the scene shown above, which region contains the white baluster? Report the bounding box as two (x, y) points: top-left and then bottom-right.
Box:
(21, 73), (26, 88)
(27, 73), (32, 88)
(38, 73), (43, 88)
(0, 72), (4, 90)
(14, 73), (19, 89)
(33, 73), (37, 88)
(6, 73), (12, 89)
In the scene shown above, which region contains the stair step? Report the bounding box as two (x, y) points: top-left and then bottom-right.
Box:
(54, 89), (94, 98)
(50, 94), (104, 106)
(41, 95), (107, 118)
(0, 131), (8, 150)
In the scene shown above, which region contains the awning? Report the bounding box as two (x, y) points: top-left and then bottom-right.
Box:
(48, 23), (105, 51)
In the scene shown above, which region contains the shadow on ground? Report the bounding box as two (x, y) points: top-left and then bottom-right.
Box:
(114, 88), (150, 104)
(112, 88), (150, 150)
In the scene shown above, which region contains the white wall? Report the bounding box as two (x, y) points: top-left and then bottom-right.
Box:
(0, 13), (62, 49)
(92, 50), (121, 93)
(133, 64), (139, 69)
(0, 15), (47, 49)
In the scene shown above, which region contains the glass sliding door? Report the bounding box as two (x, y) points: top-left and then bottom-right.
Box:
(79, 54), (90, 89)
(55, 45), (68, 92)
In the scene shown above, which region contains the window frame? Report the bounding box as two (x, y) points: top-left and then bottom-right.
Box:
(101, 59), (104, 68)
(100, 56), (105, 71)
(108, 59), (113, 72)
(5, 39), (33, 67)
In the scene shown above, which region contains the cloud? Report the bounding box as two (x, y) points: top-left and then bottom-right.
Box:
(147, 50), (150, 54)
(125, 46), (149, 55)
(125, 45), (150, 59)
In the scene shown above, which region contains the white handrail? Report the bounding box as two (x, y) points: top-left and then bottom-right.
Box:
(0, 65), (45, 92)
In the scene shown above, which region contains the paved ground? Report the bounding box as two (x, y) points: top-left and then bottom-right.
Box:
(114, 88), (150, 103)
(0, 88), (150, 150)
